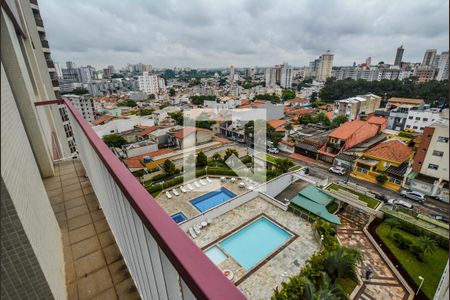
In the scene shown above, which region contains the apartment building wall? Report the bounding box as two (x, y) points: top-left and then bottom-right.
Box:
(1, 64), (66, 299)
(420, 123), (449, 181)
(404, 110), (441, 133)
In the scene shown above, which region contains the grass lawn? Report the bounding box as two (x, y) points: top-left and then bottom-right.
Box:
(255, 152), (278, 164)
(375, 223), (448, 299)
(335, 278), (358, 296)
(327, 184), (380, 209)
(289, 165), (302, 171)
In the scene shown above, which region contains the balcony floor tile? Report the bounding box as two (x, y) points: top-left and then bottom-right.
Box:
(44, 159), (140, 300)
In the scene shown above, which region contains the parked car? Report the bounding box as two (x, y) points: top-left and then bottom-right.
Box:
(431, 214), (449, 223)
(400, 190), (426, 204)
(329, 166), (346, 175)
(267, 147), (279, 154)
(386, 199), (413, 209)
(373, 192), (388, 202)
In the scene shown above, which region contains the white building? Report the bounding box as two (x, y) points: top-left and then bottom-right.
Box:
(138, 71), (164, 95)
(333, 94), (381, 120)
(65, 95), (95, 122)
(280, 63), (293, 88)
(317, 50), (334, 81)
(422, 49), (437, 67)
(436, 51), (449, 81)
(404, 110), (441, 132)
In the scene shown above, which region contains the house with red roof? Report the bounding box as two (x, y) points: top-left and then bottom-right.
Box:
(317, 120), (380, 163)
(351, 139), (413, 191)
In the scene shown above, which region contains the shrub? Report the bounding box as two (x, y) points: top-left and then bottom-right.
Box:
(150, 173), (169, 181)
(393, 232), (412, 249)
(376, 174), (388, 184)
(410, 244), (424, 261)
(241, 156), (252, 164)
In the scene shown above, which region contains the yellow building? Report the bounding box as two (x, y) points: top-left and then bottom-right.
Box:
(351, 140), (413, 191)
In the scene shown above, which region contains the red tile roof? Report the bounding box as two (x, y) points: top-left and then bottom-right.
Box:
(388, 98), (424, 106)
(329, 120), (368, 139)
(124, 148), (174, 169)
(364, 140), (412, 164)
(136, 126), (166, 137)
(92, 115), (117, 125)
(213, 136), (231, 144)
(367, 116), (387, 125)
(173, 127), (213, 140)
(280, 139), (294, 147)
(267, 119), (286, 129)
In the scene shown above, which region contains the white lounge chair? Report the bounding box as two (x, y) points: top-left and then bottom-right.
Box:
(230, 178), (236, 184)
(166, 191), (173, 199)
(193, 225), (201, 235)
(206, 177), (213, 183)
(172, 188), (180, 196)
(220, 176), (226, 182)
(180, 186), (187, 193)
(194, 181), (201, 188)
(187, 183), (194, 190)
(188, 227), (197, 239)
(239, 182), (246, 188)
(200, 179), (207, 186)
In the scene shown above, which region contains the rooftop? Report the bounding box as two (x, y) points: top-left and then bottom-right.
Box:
(364, 140), (412, 164)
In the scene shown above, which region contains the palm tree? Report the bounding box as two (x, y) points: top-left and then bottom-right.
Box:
(212, 152), (222, 162)
(301, 273), (348, 300)
(274, 158), (294, 173)
(384, 218), (400, 237)
(323, 246), (363, 284)
(418, 236), (437, 256)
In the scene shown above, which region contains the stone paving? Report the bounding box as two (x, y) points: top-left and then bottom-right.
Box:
(191, 196), (320, 299)
(43, 159), (140, 300)
(154, 176), (248, 219)
(336, 214), (409, 300)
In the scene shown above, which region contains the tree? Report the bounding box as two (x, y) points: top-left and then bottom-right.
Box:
(331, 116), (348, 128)
(310, 91), (318, 101)
(274, 158), (294, 173)
(196, 151), (208, 168)
(383, 218), (400, 237)
(163, 159), (176, 175)
(169, 88), (176, 97)
(376, 174), (388, 184)
(139, 108), (155, 116)
(169, 112), (183, 125)
(418, 236), (437, 256)
(322, 246), (363, 284)
(313, 112), (331, 126)
(285, 123), (293, 131)
(282, 89), (296, 100)
(191, 95), (216, 105)
(102, 134), (127, 148)
(253, 93), (280, 103)
(72, 87), (89, 95)
(223, 148), (239, 162)
(212, 152), (222, 162)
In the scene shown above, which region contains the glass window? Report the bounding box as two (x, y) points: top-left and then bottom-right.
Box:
(415, 117), (420, 120)
(428, 164), (439, 170)
(408, 116), (413, 120)
(423, 118), (428, 121)
(406, 125), (411, 128)
(432, 150), (444, 157)
(437, 136), (449, 143)
(413, 126), (418, 129)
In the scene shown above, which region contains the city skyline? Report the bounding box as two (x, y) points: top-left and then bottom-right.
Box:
(39, 0), (449, 69)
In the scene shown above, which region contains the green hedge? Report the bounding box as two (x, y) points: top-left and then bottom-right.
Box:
(382, 213), (449, 249)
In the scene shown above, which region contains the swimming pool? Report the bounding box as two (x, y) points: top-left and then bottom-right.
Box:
(204, 246), (227, 265)
(219, 217), (292, 270)
(170, 212), (187, 224)
(190, 187), (236, 212)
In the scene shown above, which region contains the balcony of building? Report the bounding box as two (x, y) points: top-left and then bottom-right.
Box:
(30, 0), (39, 5)
(47, 59), (55, 69)
(41, 39), (49, 49)
(35, 98), (246, 300)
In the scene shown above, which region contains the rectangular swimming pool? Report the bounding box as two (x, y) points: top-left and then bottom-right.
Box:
(190, 187), (236, 212)
(219, 217), (292, 270)
(204, 246), (227, 266)
(170, 212), (187, 224)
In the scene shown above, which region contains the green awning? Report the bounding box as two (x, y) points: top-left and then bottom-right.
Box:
(291, 195), (341, 225)
(299, 186), (334, 206)
(407, 171), (418, 179)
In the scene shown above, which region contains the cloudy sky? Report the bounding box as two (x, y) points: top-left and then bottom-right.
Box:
(39, 0), (449, 69)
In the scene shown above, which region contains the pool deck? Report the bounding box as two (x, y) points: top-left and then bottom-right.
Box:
(154, 176), (247, 220)
(191, 196), (320, 299)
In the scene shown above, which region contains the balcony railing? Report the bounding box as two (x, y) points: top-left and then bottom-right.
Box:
(35, 17), (44, 27)
(30, 0), (38, 4)
(35, 99), (246, 300)
(46, 59), (54, 69)
(51, 79), (59, 87)
(41, 39), (49, 49)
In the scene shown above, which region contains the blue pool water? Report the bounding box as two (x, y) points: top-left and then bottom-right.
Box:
(204, 246), (227, 265)
(219, 217), (292, 270)
(190, 187), (236, 212)
(170, 212), (187, 224)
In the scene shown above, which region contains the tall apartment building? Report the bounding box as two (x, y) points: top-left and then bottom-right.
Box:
(229, 65), (235, 83)
(1, 1), (68, 298)
(436, 51), (449, 81)
(404, 110), (441, 133)
(394, 45), (404, 66)
(422, 49), (437, 67)
(280, 63), (293, 88)
(414, 67), (436, 83)
(65, 95), (96, 122)
(333, 94), (381, 120)
(411, 119), (449, 198)
(138, 71), (165, 95)
(317, 50), (334, 81)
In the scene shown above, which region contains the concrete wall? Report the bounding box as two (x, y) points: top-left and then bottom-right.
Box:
(1, 64), (66, 299)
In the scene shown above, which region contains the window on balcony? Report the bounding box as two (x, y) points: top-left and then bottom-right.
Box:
(432, 150), (444, 157)
(428, 164), (439, 170)
(437, 136), (449, 143)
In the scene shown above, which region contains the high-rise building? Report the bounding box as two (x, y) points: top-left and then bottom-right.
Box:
(436, 51), (449, 81)
(229, 65), (235, 83)
(65, 95), (95, 122)
(317, 50), (334, 81)
(422, 49), (437, 67)
(394, 45), (404, 66)
(365, 57), (372, 67)
(280, 63), (293, 88)
(138, 71), (164, 95)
